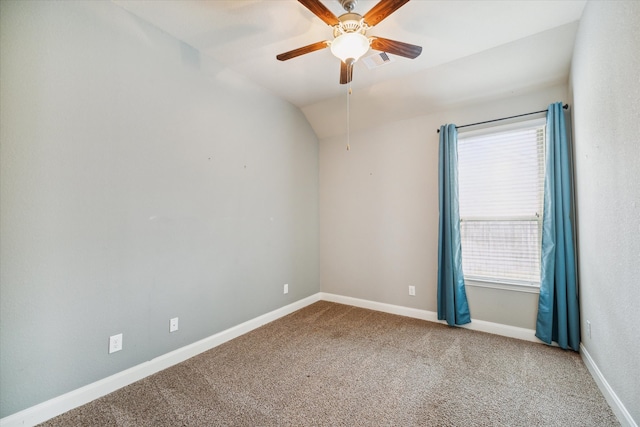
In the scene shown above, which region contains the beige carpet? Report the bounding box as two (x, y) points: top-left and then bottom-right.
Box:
(41, 301), (618, 426)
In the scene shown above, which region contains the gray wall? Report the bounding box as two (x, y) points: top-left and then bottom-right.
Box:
(320, 84), (567, 330)
(0, 1), (319, 417)
(570, 1), (640, 422)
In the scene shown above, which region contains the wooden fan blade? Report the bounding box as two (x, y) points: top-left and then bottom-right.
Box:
(363, 0), (410, 27)
(298, 0), (340, 26)
(276, 41), (329, 61)
(340, 60), (353, 84)
(370, 36), (422, 59)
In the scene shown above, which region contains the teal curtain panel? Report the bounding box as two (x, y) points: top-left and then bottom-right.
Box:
(437, 124), (471, 326)
(535, 102), (580, 351)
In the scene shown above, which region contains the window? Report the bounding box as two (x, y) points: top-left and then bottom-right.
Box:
(457, 119), (546, 291)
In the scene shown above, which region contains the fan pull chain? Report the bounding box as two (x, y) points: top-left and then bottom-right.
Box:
(346, 83), (352, 151)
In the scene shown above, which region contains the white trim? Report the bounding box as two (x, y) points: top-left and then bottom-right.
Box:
(0, 294), (321, 427)
(458, 116), (546, 137)
(580, 344), (637, 427)
(7, 293), (632, 427)
(465, 279), (541, 294)
(320, 292), (439, 322)
(319, 292), (541, 343)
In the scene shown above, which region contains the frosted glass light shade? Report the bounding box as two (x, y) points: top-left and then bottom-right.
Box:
(330, 33), (370, 62)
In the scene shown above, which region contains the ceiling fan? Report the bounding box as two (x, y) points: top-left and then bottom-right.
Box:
(276, 0), (422, 84)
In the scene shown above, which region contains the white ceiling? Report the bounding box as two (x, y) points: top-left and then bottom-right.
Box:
(113, 0), (586, 139)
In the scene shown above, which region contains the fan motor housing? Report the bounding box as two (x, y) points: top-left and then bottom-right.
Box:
(333, 13), (367, 37)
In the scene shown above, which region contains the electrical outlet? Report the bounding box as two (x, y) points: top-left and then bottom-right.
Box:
(170, 317), (179, 333)
(109, 333), (123, 354)
(284, 283), (289, 294)
(586, 320), (591, 338)
(409, 286), (416, 296)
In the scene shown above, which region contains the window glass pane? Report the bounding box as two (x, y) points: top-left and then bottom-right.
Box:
(460, 220), (541, 283)
(458, 128), (544, 218)
(458, 123), (545, 285)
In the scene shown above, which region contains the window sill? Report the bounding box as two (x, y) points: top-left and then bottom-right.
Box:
(464, 278), (540, 294)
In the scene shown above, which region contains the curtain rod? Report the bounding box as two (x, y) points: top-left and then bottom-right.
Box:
(436, 104), (569, 133)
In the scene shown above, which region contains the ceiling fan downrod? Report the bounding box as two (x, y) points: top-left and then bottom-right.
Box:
(339, 0), (358, 12)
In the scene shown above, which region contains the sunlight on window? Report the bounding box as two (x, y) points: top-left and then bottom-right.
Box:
(458, 122), (545, 286)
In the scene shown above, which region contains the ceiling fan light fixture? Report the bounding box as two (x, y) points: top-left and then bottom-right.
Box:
(330, 32), (370, 63)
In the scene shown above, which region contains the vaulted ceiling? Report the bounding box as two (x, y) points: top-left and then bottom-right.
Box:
(113, 0), (586, 139)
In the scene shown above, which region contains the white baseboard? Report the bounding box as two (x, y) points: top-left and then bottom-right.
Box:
(0, 294), (321, 427)
(6, 292), (632, 427)
(319, 292), (541, 343)
(320, 292), (440, 322)
(580, 344), (637, 427)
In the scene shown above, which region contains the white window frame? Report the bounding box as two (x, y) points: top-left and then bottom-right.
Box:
(457, 118), (546, 294)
